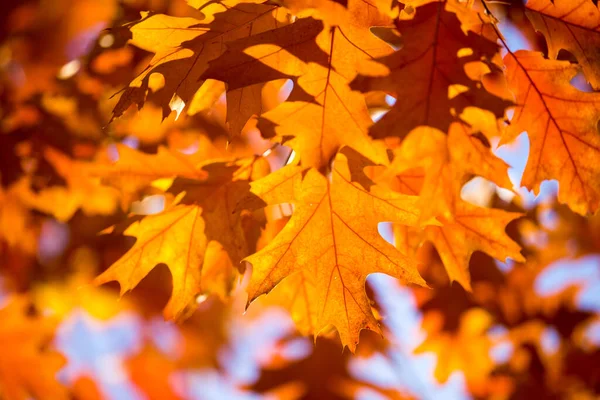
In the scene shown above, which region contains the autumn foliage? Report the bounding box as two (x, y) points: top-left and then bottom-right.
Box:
(1, 0), (600, 398)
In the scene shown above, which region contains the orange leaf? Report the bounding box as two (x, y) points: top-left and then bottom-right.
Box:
(425, 200), (525, 291)
(351, 1), (510, 138)
(244, 152), (426, 350)
(503, 50), (600, 215)
(387, 122), (512, 221)
(525, 0), (600, 89)
(207, 0), (393, 168)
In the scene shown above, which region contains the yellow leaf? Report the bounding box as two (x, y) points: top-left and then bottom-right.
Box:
(245, 152), (426, 350)
(206, 0), (393, 168)
(113, 4), (288, 119)
(94, 205), (206, 320)
(88, 144), (208, 205)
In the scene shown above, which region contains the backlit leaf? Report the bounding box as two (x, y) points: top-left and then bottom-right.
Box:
(503, 50), (600, 215)
(244, 152), (426, 349)
(525, 0), (600, 89)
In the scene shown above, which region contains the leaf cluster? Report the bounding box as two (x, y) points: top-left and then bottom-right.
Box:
(0, 0), (600, 398)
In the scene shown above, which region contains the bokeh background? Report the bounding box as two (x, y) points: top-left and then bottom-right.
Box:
(1, 0), (599, 399)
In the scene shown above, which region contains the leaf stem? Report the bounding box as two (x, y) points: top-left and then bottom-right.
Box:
(480, 0), (515, 55)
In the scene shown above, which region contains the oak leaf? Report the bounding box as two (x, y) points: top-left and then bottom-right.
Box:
(503, 50), (600, 215)
(202, 17), (327, 90)
(94, 204), (207, 320)
(243, 151), (426, 349)
(112, 3), (288, 121)
(95, 158), (267, 319)
(226, 83), (267, 137)
(251, 216), (321, 333)
(390, 186), (523, 293)
(260, 270), (319, 337)
(206, 0), (393, 168)
(88, 143), (209, 205)
(351, 1), (510, 138)
(425, 200), (525, 291)
(169, 160), (269, 264)
(255, 27), (391, 169)
(384, 122), (512, 221)
(525, 0), (600, 89)
(374, 123), (523, 289)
